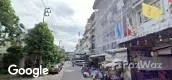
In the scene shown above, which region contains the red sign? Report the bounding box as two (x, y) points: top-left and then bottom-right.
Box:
(169, 0), (172, 3)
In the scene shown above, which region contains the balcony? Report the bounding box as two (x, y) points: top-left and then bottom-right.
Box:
(137, 15), (172, 37)
(132, 0), (142, 9)
(118, 14), (172, 44)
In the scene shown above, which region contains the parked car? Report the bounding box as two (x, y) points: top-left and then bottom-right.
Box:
(49, 64), (62, 74)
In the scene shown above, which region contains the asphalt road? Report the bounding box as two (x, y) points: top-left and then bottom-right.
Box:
(61, 61), (84, 80)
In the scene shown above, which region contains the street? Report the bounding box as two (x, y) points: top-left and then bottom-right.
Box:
(2, 0), (172, 79)
(61, 61), (84, 80)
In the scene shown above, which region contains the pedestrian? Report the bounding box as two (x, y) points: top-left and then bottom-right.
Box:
(97, 69), (103, 80)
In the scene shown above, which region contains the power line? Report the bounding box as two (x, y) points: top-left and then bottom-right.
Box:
(40, 0), (81, 43)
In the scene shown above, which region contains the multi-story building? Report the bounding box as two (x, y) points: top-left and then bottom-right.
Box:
(93, 0), (118, 54)
(89, 13), (96, 54)
(118, 0), (172, 80)
(75, 38), (87, 54)
(75, 12), (96, 55)
(92, 0), (172, 79)
(83, 12), (96, 54)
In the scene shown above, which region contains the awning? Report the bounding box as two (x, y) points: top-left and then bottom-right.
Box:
(103, 58), (127, 67)
(103, 62), (118, 67)
(112, 58), (123, 62)
(105, 48), (127, 53)
(89, 53), (111, 58)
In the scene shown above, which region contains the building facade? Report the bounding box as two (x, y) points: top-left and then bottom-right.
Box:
(75, 12), (96, 55)
(93, 0), (119, 54)
(92, 0), (172, 79)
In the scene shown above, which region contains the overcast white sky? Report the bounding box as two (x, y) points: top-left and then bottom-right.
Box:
(12, 0), (95, 52)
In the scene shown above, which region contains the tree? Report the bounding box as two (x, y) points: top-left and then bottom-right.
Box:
(0, 0), (24, 45)
(25, 22), (56, 67)
(51, 45), (65, 63)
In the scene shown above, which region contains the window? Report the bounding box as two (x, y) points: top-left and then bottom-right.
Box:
(103, 46), (105, 51)
(107, 44), (110, 49)
(91, 43), (95, 49)
(138, 11), (150, 23)
(111, 42), (117, 49)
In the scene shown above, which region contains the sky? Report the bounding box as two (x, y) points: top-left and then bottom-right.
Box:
(12, 0), (95, 52)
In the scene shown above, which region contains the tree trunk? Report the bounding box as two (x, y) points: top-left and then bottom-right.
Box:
(39, 55), (43, 65)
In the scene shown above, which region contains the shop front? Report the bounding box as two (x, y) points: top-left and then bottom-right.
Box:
(119, 28), (172, 80)
(105, 48), (131, 80)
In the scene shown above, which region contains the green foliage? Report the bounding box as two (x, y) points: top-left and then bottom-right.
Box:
(0, 0), (24, 45)
(51, 45), (65, 63)
(0, 69), (8, 74)
(0, 0), (17, 27)
(25, 22), (54, 52)
(6, 46), (24, 57)
(3, 46), (24, 69)
(25, 22), (62, 66)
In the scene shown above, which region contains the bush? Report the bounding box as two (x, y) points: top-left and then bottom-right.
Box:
(0, 69), (8, 74)
(3, 46), (24, 69)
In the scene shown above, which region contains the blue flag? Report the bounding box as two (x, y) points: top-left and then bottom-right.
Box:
(115, 23), (122, 39)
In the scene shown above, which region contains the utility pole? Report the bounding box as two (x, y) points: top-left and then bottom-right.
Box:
(43, 8), (51, 22)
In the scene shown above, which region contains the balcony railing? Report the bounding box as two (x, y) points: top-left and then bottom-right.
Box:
(132, 0), (142, 9)
(137, 14), (172, 37)
(117, 14), (172, 44)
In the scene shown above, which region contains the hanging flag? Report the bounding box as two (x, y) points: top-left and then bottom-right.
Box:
(115, 23), (122, 39)
(126, 17), (132, 36)
(122, 15), (132, 37)
(169, 0), (172, 13)
(142, 3), (162, 20)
